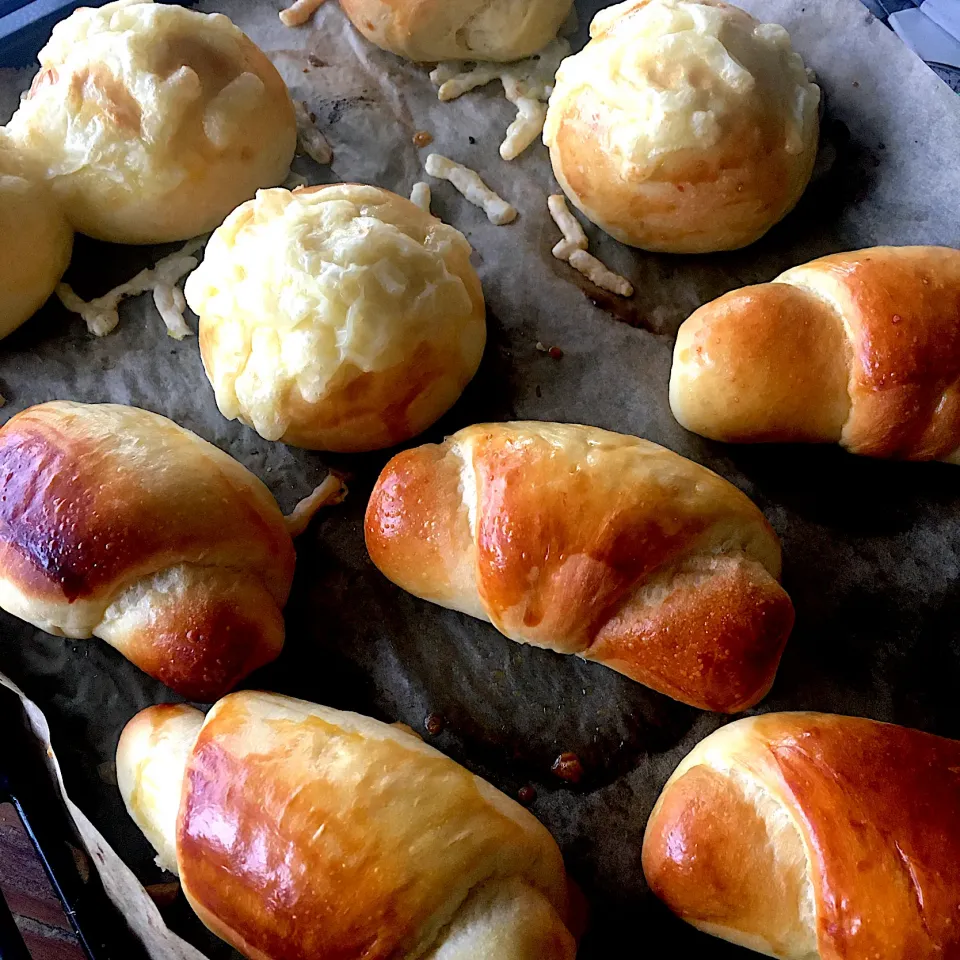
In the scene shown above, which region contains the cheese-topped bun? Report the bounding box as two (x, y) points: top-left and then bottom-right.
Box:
(543, 0), (820, 253)
(185, 184), (487, 452)
(0, 131), (73, 339)
(7, 0), (296, 245)
(339, 0), (574, 62)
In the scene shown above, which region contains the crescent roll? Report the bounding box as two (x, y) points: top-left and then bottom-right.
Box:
(365, 422), (794, 712)
(0, 402), (295, 700)
(642, 712), (960, 959)
(543, 0), (820, 253)
(670, 246), (960, 462)
(7, 0), (296, 244)
(338, 0), (574, 63)
(117, 691), (578, 960)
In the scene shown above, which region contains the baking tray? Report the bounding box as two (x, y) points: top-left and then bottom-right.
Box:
(0, 0), (959, 957)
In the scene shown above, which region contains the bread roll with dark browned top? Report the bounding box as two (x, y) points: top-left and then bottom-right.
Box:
(365, 421), (794, 712)
(670, 246), (960, 461)
(117, 691), (578, 959)
(643, 712), (960, 959)
(0, 402), (294, 699)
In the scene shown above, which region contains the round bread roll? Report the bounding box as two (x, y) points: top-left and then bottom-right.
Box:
(7, 0), (296, 245)
(185, 184), (487, 452)
(339, 0), (574, 62)
(543, 0), (821, 253)
(0, 132), (73, 339)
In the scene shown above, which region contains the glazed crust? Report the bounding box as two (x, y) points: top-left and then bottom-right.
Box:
(118, 692), (577, 960)
(643, 712), (960, 960)
(365, 421), (794, 712)
(338, 0), (574, 62)
(0, 402), (294, 698)
(670, 246), (960, 462)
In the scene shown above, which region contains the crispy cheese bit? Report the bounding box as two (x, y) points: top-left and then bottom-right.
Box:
(409, 181), (432, 213)
(431, 39), (570, 160)
(568, 249), (634, 297)
(436, 63), (501, 102)
(425, 154), (517, 225)
(279, 0), (327, 27)
(501, 97), (547, 160)
(429, 62), (467, 87)
(295, 101), (333, 165)
(547, 194), (588, 259)
(284, 474), (348, 537)
(57, 238), (205, 338)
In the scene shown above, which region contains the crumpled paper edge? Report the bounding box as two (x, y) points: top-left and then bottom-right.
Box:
(0, 672), (209, 960)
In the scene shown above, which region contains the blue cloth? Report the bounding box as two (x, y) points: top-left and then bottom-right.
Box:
(860, 0), (960, 90)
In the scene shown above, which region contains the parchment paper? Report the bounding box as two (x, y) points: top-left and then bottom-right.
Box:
(1, 1), (959, 957)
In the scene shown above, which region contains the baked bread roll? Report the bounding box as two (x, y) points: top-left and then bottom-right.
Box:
(7, 0), (296, 244)
(117, 691), (578, 959)
(543, 0), (820, 253)
(365, 422), (794, 712)
(0, 402), (295, 700)
(670, 246), (960, 462)
(185, 184), (486, 452)
(339, 0), (574, 62)
(0, 131), (73, 339)
(643, 712), (960, 959)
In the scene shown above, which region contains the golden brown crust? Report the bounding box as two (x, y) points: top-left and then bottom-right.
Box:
(175, 691), (576, 960)
(585, 556), (793, 712)
(643, 764), (815, 957)
(365, 422), (793, 711)
(671, 281), (852, 444)
(643, 712), (960, 959)
(339, 0), (573, 62)
(0, 402), (294, 697)
(670, 246), (960, 461)
(548, 89), (817, 254)
(543, 0), (820, 253)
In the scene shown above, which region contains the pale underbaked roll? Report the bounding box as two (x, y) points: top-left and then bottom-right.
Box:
(543, 0), (820, 253)
(117, 691), (578, 959)
(339, 0), (574, 62)
(185, 184), (486, 452)
(0, 402), (295, 700)
(365, 422), (794, 712)
(7, 0), (296, 244)
(642, 712), (960, 959)
(0, 131), (73, 339)
(670, 246), (960, 462)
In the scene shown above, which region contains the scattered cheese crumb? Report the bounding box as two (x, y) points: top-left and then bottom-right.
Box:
(279, 0), (327, 27)
(429, 39), (570, 161)
(425, 154), (517, 225)
(547, 193), (588, 259)
(284, 474), (348, 537)
(569, 250), (634, 297)
(547, 194), (633, 297)
(295, 101), (333, 165)
(409, 181), (432, 214)
(57, 238), (205, 338)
